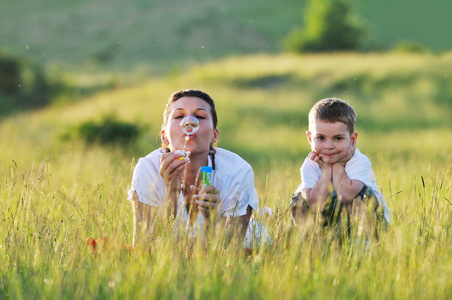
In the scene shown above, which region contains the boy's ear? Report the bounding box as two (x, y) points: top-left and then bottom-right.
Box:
(351, 131), (358, 144)
(306, 131), (312, 144)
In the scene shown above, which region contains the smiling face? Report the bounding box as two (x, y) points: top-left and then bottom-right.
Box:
(161, 96), (218, 155)
(307, 118), (357, 164)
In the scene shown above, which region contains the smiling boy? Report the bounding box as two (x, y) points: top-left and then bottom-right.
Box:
(291, 98), (390, 229)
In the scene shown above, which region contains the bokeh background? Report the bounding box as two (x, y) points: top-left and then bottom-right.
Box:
(1, 0), (451, 298)
(2, 0), (452, 74)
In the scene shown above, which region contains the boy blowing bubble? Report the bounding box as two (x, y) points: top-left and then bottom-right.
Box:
(291, 98), (390, 232)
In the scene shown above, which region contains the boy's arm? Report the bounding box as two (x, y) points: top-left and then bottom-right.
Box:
(332, 164), (364, 203)
(304, 164), (333, 213)
(291, 167), (331, 225)
(291, 151), (333, 225)
(292, 155), (332, 224)
(332, 141), (363, 203)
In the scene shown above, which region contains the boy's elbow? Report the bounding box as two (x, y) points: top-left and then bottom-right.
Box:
(338, 182), (364, 203)
(338, 192), (357, 204)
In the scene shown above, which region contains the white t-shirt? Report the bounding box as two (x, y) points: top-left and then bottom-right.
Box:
(294, 148), (391, 223)
(127, 147), (260, 234)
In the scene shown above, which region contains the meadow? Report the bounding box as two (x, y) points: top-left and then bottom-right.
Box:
(1, 52), (451, 299)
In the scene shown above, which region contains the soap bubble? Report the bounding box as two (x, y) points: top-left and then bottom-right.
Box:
(180, 116), (199, 136)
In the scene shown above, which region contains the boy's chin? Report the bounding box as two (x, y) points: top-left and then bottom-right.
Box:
(321, 157), (340, 164)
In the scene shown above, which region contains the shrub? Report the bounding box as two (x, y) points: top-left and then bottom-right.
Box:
(283, 0), (368, 53)
(0, 56), (22, 94)
(393, 41), (429, 54)
(68, 115), (141, 146)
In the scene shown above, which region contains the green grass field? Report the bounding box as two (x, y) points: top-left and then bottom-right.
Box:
(1, 52), (451, 298)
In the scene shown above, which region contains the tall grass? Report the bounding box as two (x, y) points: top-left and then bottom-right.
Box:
(1, 53), (451, 298)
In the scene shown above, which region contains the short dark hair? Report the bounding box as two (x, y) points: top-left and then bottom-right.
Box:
(309, 98), (356, 134)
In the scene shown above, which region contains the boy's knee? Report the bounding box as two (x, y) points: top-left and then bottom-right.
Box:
(348, 196), (366, 217)
(291, 192), (311, 224)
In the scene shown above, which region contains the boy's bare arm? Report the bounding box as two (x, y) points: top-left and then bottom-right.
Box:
(331, 164), (364, 203)
(304, 164), (333, 212)
(292, 151), (333, 224)
(331, 137), (363, 203)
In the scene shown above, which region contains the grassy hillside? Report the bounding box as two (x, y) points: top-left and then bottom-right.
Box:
(355, 0), (452, 51)
(1, 0), (451, 76)
(1, 52), (451, 298)
(0, 0), (302, 74)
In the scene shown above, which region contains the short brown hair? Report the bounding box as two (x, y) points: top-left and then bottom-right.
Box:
(309, 98), (356, 134)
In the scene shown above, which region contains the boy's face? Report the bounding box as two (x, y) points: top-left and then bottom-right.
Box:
(307, 119), (357, 164)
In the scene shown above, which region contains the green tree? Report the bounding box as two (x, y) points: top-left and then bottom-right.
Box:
(284, 0), (368, 53)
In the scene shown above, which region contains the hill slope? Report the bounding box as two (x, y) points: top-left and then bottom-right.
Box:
(1, 0), (451, 75)
(1, 52), (451, 177)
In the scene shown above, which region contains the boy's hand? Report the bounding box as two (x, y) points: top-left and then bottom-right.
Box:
(308, 151), (331, 169)
(336, 139), (356, 166)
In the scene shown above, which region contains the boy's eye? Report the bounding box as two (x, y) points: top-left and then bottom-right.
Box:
(317, 136), (325, 141)
(335, 137), (344, 141)
(195, 115), (206, 119)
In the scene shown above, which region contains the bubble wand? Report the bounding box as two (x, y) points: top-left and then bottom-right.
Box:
(176, 116), (199, 160)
